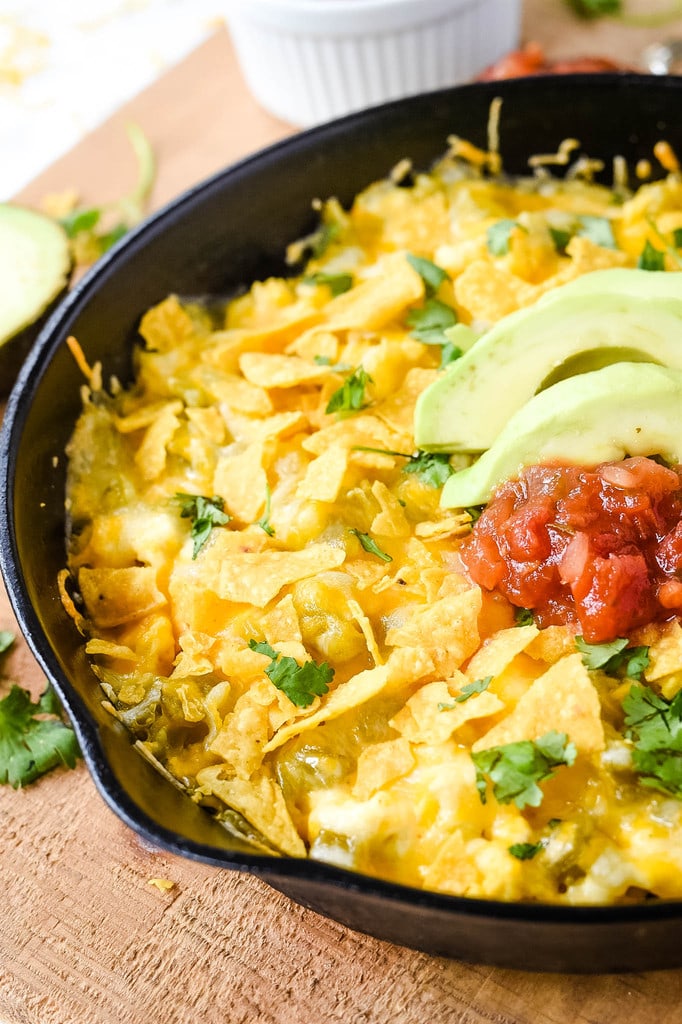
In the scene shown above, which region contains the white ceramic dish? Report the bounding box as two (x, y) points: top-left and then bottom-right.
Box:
(225, 0), (522, 125)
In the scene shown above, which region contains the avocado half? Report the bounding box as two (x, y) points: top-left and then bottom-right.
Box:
(0, 204), (71, 393)
(414, 268), (682, 454)
(440, 362), (682, 508)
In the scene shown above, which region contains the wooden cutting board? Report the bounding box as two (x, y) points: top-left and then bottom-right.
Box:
(4, 9), (682, 1022)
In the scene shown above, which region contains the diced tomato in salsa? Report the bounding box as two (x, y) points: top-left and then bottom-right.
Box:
(461, 457), (682, 642)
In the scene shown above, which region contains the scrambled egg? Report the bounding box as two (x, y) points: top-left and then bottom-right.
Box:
(63, 144), (682, 904)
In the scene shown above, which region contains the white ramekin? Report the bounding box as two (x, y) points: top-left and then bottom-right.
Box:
(225, 0), (522, 127)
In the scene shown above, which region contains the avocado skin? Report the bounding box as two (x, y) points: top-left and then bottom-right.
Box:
(415, 269), (682, 454)
(440, 362), (682, 509)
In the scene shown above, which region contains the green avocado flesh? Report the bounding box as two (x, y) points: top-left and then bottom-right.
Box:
(0, 204), (71, 378)
(440, 362), (682, 509)
(414, 268), (682, 454)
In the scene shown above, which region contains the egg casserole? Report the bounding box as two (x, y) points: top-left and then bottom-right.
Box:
(62, 140), (682, 905)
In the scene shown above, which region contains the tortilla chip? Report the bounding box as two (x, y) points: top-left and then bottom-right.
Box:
(78, 566), (167, 628)
(389, 679), (504, 745)
(296, 445), (349, 503)
(139, 295), (197, 352)
(239, 352), (329, 389)
(213, 441), (268, 524)
(370, 481), (410, 538)
(473, 652), (604, 754)
(185, 406), (227, 444)
(134, 404), (182, 481)
(115, 400), (183, 434)
(301, 413), (409, 457)
(372, 367), (439, 436)
(220, 409), (309, 444)
(193, 369), (274, 415)
(85, 639), (137, 661)
(286, 327), (340, 361)
(455, 261), (534, 322)
(386, 588), (482, 668)
(644, 620), (682, 682)
(415, 514), (473, 541)
(347, 598), (383, 665)
(352, 738), (415, 801)
(525, 625), (576, 663)
(465, 624), (539, 682)
(325, 252), (424, 330)
(196, 765), (306, 857)
(216, 544), (346, 607)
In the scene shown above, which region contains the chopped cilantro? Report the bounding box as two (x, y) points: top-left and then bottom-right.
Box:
(325, 366), (373, 414)
(508, 841), (544, 860)
(350, 446), (453, 488)
(576, 636), (649, 680)
(257, 485), (275, 537)
(248, 640), (334, 709)
(565, 0), (621, 17)
(638, 239), (666, 271)
(349, 529), (392, 562)
(402, 451), (454, 488)
(406, 253), (450, 297)
(0, 631), (14, 655)
(674, 227), (682, 249)
(438, 676), (492, 710)
(623, 684), (682, 796)
(465, 505), (484, 524)
(313, 355), (352, 371)
(514, 607), (535, 627)
(438, 340), (462, 369)
(549, 226), (572, 254)
(174, 493), (231, 559)
(406, 298), (458, 345)
(577, 215), (617, 250)
(300, 221), (340, 260)
(0, 683), (81, 788)
(303, 271), (353, 296)
(487, 219), (519, 256)
(60, 207), (101, 238)
(472, 730), (576, 809)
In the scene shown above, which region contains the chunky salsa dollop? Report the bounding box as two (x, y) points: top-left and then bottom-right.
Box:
(462, 456), (682, 643)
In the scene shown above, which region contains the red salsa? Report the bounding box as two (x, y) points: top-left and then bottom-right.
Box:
(461, 457), (682, 643)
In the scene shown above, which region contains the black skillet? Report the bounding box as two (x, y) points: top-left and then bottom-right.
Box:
(3, 74), (682, 972)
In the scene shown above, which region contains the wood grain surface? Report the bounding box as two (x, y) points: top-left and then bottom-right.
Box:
(4, 7), (682, 1022)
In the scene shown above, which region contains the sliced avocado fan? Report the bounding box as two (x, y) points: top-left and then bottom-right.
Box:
(0, 204), (71, 387)
(414, 268), (682, 454)
(441, 362), (682, 509)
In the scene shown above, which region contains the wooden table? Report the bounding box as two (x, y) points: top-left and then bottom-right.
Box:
(4, 6), (682, 1021)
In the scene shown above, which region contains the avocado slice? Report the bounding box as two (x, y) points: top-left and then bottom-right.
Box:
(414, 269), (682, 454)
(0, 204), (71, 391)
(440, 362), (682, 509)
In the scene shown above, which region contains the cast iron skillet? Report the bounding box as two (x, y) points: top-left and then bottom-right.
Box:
(3, 75), (682, 973)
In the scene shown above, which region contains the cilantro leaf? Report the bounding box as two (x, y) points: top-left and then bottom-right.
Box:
(349, 529), (392, 562)
(508, 841), (544, 860)
(438, 340), (462, 368)
(565, 0), (621, 17)
(325, 366), (373, 414)
(402, 451), (454, 488)
(674, 227), (682, 249)
(257, 484), (275, 537)
(466, 505), (484, 524)
(174, 493), (231, 559)
(472, 730), (576, 809)
(406, 253), (450, 297)
(313, 355), (352, 371)
(576, 636), (649, 679)
(0, 631), (14, 655)
(248, 640), (334, 708)
(623, 684), (682, 796)
(303, 271), (353, 296)
(59, 207), (101, 238)
(638, 239), (666, 271)
(487, 219), (520, 256)
(438, 676), (492, 710)
(549, 226), (572, 254)
(406, 297), (458, 346)
(577, 215), (617, 250)
(0, 684), (81, 788)
(514, 607), (535, 627)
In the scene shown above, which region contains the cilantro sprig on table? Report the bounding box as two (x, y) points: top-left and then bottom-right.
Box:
(472, 731), (577, 809)
(622, 685), (682, 797)
(0, 633), (81, 788)
(249, 640), (334, 708)
(174, 493), (231, 559)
